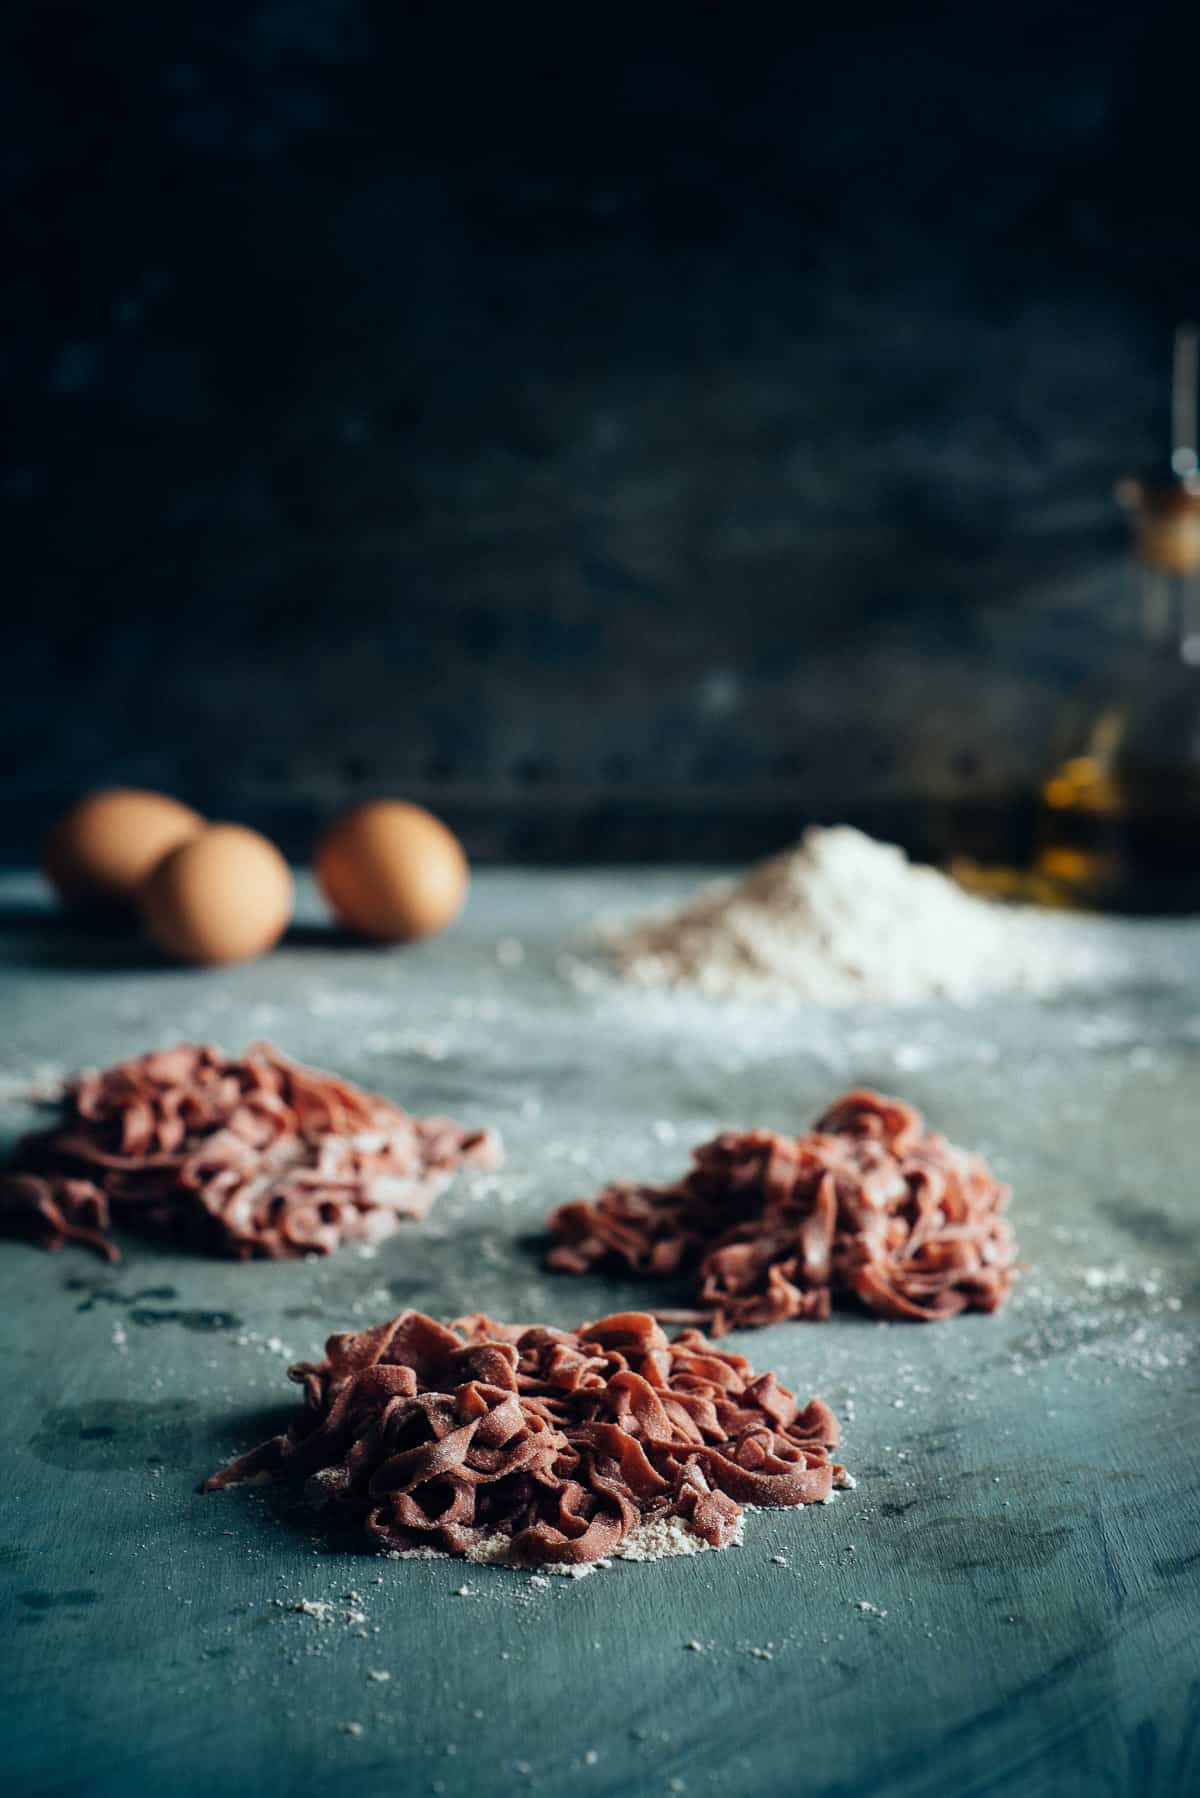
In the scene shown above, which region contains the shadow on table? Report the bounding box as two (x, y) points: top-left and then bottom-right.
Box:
(0, 900), (58, 928)
(0, 897), (398, 966)
(198, 1416), (382, 1554)
(0, 897), (164, 972)
(281, 920), (376, 950)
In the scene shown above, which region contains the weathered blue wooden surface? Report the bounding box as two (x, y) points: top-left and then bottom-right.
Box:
(0, 871), (1196, 1798)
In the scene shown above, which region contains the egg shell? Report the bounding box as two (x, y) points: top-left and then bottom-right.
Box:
(141, 824), (293, 965)
(42, 788), (206, 915)
(315, 800), (468, 942)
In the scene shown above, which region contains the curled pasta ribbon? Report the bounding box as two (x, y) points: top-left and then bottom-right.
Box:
(0, 1042), (499, 1262)
(547, 1088), (1015, 1330)
(204, 1309), (846, 1565)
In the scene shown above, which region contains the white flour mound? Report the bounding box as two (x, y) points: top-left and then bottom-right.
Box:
(609, 826), (1108, 1005)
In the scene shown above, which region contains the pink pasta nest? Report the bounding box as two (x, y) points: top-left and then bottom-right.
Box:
(204, 1308), (847, 1565)
(0, 1042), (499, 1263)
(547, 1089), (1016, 1330)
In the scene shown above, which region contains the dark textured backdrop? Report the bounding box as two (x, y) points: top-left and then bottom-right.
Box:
(4, 2), (1198, 860)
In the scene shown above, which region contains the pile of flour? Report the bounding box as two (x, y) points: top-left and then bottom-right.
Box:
(608, 826), (1109, 1005)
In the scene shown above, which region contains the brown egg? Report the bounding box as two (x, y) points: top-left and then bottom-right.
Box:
(141, 824), (293, 964)
(315, 800), (468, 942)
(42, 788), (206, 915)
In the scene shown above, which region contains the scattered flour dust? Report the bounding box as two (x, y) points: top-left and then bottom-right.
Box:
(0, 1062), (67, 1104)
(608, 826), (1109, 1005)
(291, 1598), (334, 1620)
(380, 1474), (856, 1575)
(382, 1510), (746, 1576)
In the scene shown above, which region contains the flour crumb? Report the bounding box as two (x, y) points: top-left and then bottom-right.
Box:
(855, 1599), (888, 1617)
(612, 1511), (744, 1561)
(749, 1646), (774, 1661)
(292, 1599), (333, 1621)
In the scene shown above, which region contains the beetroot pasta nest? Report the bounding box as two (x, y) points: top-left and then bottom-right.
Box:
(547, 1088), (1016, 1330)
(203, 1309), (847, 1565)
(0, 1042), (499, 1263)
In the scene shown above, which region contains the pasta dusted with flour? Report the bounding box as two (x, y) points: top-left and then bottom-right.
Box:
(0, 1043), (499, 1262)
(548, 1089), (1015, 1329)
(204, 1309), (848, 1565)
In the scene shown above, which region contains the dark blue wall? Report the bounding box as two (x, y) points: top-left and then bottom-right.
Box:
(4, 3), (1197, 859)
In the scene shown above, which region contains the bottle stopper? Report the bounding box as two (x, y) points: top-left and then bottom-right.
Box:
(1117, 324), (1200, 574)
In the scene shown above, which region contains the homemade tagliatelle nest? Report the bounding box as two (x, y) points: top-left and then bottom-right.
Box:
(547, 1089), (1015, 1330)
(203, 1309), (848, 1565)
(0, 1043), (499, 1263)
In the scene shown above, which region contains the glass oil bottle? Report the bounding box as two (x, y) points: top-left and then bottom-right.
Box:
(1034, 327), (1200, 912)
